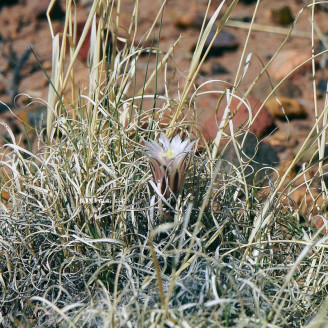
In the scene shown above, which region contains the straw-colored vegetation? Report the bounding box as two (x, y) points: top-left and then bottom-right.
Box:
(1, 0), (328, 327)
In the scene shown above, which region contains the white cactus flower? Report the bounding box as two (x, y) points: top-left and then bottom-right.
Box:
(144, 133), (196, 195)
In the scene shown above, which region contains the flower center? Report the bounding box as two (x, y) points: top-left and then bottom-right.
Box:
(166, 148), (175, 158)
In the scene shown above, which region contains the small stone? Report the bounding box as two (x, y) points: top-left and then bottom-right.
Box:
(192, 28), (239, 58)
(270, 6), (294, 26)
(175, 7), (204, 30)
(35, 0), (65, 20)
(211, 62), (229, 75)
(240, 0), (257, 4)
(42, 60), (52, 70)
(278, 82), (303, 98)
(206, 28), (239, 55)
(199, 67), (210, 76)
(317, 79), (327, 95)
(0, 0), (19, 9)
(266, 97), (307, 120)
(269, 129), (298, 149)
(268, 50), (311, 81)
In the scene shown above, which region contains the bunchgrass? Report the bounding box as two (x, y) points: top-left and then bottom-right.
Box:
(1, 0), (328, 327)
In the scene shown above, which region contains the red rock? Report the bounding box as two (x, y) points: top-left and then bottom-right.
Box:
(201, 96), (276, 142)
(54, 21), (91, 62)
(268, 50), (311, 81)
(76, 21), (91, 62)
(70, 21), (126, 63)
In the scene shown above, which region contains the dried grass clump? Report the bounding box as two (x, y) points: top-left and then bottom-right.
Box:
(1, 0), (328, 327)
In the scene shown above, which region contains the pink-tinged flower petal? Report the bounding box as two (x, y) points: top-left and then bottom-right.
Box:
(144, 140), (162, 154)
(178, 139), (189, 152)
(159, 133), (171, 149)
(170, 134), (182, 151)
(149, 158), (165, 182)
(184, 140), (196, 153)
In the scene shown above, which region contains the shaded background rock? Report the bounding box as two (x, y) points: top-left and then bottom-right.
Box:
(175, 4), (204, 30)
(270, 5), (294, 26)
(266, 97), (307, 120)
(196, 28), (239, 58)
(222, 132), (280, 185)
(0, 0), (19, 9)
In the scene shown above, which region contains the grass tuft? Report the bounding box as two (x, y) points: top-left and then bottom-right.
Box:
(1, 0), (328, 327)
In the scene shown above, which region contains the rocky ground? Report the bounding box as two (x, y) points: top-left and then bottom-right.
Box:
(1, 0), (328, 220)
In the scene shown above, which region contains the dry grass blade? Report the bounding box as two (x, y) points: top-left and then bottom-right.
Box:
(46, 34), (60, 142)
